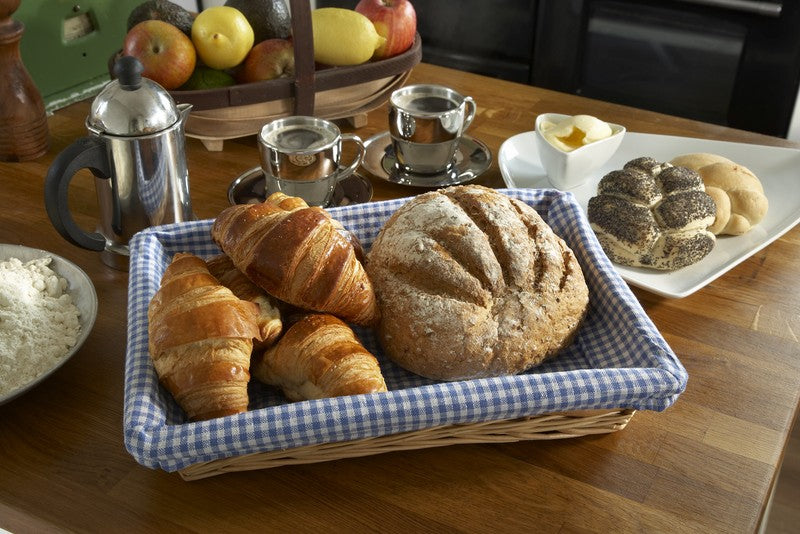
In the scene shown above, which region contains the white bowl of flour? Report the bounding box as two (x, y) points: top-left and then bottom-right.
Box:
(0, 244), (97, 405)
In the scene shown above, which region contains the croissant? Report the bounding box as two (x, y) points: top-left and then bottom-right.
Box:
(148, 253), (263, 421)
(211, 192), (379, 326)
(265, 192), (365, 262)
(252, 313), (387, 401)
(206, 253), (283, 349)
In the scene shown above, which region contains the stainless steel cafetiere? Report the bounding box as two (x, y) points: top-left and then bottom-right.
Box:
(44, 56), (195, 270)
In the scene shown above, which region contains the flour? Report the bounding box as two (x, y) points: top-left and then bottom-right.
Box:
(0, 256), (81, 397)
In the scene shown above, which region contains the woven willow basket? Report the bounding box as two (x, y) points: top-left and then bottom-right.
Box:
(167, 0), (422, 151)
(178, 409), (636, 481)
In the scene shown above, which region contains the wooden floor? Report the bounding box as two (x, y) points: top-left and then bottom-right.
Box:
(765, 415), (800, 533)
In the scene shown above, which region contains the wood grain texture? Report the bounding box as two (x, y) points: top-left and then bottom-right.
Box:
(0, 63), (798, 532)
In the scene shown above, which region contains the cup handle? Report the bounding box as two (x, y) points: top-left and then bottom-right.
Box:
(461, 96), (477, 133)
(337, 133), (366, 181)
(44, 136), (113, 251)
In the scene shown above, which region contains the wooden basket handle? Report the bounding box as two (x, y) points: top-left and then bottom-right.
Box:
(289, 0), (315, 116)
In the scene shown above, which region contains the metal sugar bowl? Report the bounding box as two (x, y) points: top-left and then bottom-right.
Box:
(45, 56), (195, 270)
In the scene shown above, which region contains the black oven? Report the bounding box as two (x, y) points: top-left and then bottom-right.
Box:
(315, 0), (800, 138)
(533, 0), (800, 138)
(315, 0), (539, 83)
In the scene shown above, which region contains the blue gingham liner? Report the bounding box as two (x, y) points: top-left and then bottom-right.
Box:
(124, 188), (687, 472)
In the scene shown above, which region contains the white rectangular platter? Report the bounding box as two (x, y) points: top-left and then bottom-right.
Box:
(499, 131), (800, 298)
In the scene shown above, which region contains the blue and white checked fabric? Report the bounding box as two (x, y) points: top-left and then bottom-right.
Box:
(123, 188), (687, 472)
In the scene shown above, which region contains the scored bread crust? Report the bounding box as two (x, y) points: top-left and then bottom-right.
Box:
(366, 185), (589, 381)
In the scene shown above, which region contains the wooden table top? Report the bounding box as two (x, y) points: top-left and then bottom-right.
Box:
(1, 62), (798, 533)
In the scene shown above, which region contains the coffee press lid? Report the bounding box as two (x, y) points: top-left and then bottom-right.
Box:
(87, 56), (180, 136)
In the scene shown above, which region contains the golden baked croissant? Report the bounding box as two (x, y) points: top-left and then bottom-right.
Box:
(206, 253), (283, 349)
(265, 192), (366, 262)
(148, 253), (263, 421)
(211, 192), (379, 326)
(252, 313), (387, 401)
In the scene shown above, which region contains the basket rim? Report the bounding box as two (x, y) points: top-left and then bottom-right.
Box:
(169, 34), (422, 111)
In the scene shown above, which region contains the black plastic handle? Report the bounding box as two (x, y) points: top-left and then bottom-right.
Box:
(44, 136), (112, 251)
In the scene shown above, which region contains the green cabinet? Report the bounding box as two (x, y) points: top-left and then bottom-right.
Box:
(15, 0), (142, 111)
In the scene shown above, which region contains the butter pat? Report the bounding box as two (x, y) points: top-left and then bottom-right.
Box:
(539, 114), (614, 152)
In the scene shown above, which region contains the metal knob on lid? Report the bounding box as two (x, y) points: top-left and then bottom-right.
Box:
(87, 56), (180, 136)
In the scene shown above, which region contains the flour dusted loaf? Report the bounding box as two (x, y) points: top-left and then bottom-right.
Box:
(668, 153), (768, 235)
(366, 185), (589, 381)
(587, 157), (717, 270)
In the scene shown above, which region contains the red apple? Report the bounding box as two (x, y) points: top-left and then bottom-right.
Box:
(236, 38), (295, 84)
(355, 0), (417, 59)
(123, 20), (196, 90)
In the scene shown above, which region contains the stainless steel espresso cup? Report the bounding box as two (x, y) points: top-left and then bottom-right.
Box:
(258, 116), (365, 207)
(389, 84), (477, 175)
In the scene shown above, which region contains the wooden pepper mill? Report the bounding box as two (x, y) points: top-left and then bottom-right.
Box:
(0, 0), (49, 162)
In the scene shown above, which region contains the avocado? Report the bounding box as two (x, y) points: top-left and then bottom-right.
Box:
(127, 0), (195, 36)
(178, 67), (237, 91)
(224, 0), (292, 44)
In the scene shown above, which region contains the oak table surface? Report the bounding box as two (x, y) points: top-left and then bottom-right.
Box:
(1, 63), (798, 533)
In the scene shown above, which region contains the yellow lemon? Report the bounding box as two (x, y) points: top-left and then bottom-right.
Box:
(311, 8), (386, 66)
(192, 6), (254, 70)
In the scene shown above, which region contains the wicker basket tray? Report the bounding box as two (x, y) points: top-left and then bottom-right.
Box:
(178, 409), (636, 481)
(166, 0), (422, 150)
(124, 188), (687, 480)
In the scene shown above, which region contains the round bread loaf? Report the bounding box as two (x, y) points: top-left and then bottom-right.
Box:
(366, 185), (589, 381)
(587, 157), (717, 270)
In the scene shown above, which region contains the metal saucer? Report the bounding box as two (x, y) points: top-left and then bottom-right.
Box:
(227, 167), (374, 207)
(361, 131), (492, 188)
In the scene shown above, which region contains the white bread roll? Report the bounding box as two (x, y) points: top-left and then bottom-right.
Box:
(669, 154), (768, 235)
(669, 153), (733, 171)
(697, 162), (768, 235)
(366, 185), (589, 381)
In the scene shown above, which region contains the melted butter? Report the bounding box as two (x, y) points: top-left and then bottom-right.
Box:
(556, 128), (587, 150)
(540, 114), (614, 152)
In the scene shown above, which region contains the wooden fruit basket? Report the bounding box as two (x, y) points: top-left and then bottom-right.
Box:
(168, 0), (422, 151)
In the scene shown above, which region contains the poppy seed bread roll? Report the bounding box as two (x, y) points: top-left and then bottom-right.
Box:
(366, 185), (589, 381)
(588, 157), (717, 270)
